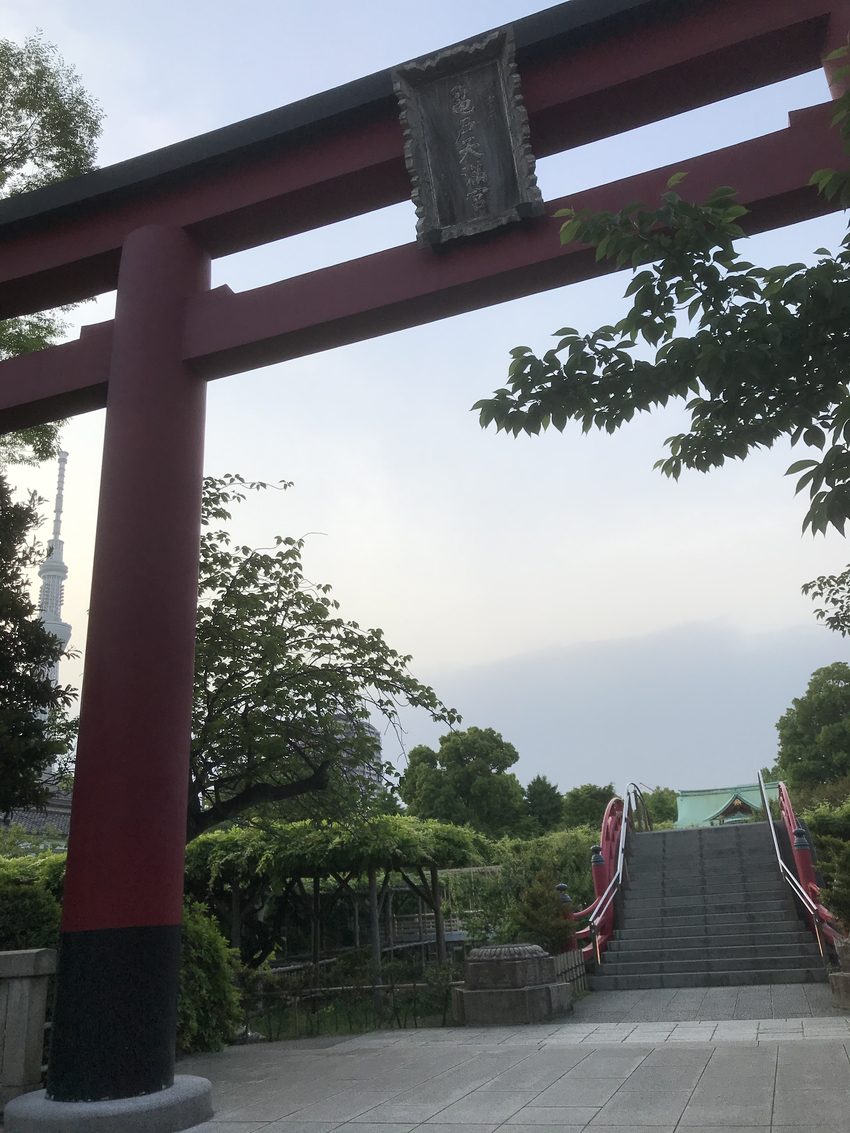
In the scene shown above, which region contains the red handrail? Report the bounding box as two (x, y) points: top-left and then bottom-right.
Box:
(571, 788), (648, 964)
(775, 780), (843, 950)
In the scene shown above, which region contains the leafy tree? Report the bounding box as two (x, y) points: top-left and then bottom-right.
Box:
(188, 476), (458, 841)
(473, 69), (850, 536)
(803, 561), (850, 637)
(0, 32), (103, 466)
(398, 726), (529, 839)
(525, 773), (563, 833)
(561, 782), (615, 830)
(0, 474), (76, 815)
(774, 663), (850, 789)
(644, 786), (678, 825)
(185, 815), (485, 966)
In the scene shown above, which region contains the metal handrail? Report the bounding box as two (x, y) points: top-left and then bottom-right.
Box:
(757, 770), (829, 959)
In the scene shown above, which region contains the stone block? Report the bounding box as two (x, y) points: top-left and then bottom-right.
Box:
(462, 944), (555, 990)
(1, 950), (57, 1116)
(829, 970), (850, 1009)
(452, 981), (572, 1025)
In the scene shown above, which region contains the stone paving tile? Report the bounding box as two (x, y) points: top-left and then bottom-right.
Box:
(487, 1126), (586, 1133)
(331, 1126), (418, 1133)
(354, 1107), (448, 1125)
(771, 1086), (850, 1126)
(190, 1123), (273, 1132)
(296, 1090), (422, 1123)
(532, 1077), (622, 1106)
(416, 1126), (500, 1133)
(422, 1091), (536, 1124)
(678, 1081), (774, 1127)
(503, 1106), (601, 1125)
(700, 1047), (777, 1079)
(484, 1051), (587, 1091)
(617, 1065), (706, 1091)
(259, 1124), (349, 1133)
(673, 1127), (769, 1133)
(557, 1050), (650, 1078)
(587, 1087), (692, 1126)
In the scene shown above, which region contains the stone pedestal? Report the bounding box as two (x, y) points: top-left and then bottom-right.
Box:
(0, 949), (56, 1115)
(452, 945), (572, 1025)
(829, 971), (850, 1010)
(4, 1076), (212, 1133)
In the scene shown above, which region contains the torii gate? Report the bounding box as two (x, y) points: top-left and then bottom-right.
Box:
(2, 0), (848, 1124)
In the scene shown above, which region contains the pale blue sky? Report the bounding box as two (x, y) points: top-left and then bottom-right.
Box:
(4, 0), (850, 791)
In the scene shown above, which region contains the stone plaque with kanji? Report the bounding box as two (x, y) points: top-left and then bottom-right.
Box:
(393, 28), (544, 247)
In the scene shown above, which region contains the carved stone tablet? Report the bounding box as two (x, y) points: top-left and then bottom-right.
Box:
(393, 28), (544, 247)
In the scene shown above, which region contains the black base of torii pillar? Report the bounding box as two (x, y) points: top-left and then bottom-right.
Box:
(6, 225), (214, 1132)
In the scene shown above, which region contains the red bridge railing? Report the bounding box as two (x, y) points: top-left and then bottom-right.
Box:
(570, 784), (652, 964)
(763, 773), (843, 955)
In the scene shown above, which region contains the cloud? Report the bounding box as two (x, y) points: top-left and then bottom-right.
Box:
(391, 621), (850, 794)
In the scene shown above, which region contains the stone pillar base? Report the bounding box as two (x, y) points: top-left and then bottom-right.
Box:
(453, 981), (572, 1025)
(829, 971), (850, 1010)
(4, 1075), (212, 1133)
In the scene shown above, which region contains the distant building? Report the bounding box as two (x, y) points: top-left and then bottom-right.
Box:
(37, 450), (72, 685)
(6, 785), (72, 842)
(675, 782), (780, 828)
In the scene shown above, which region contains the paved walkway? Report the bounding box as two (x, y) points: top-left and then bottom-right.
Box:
(180, 987), (850, 1133)
(568, 983), (842, 1023)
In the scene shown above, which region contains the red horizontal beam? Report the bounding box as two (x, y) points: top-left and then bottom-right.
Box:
(0, 99), (842, 436)
(0, 0), (836, 320)
(0, 322), (112, 429)
(182, 102), (844, 380)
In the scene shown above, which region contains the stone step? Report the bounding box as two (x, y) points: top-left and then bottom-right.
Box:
(598, 953), (820, 976)
(627, 860), (778, 880)
(588, 967), (830, 990)
(623, 896), (792, 916)
(624, 907), (799, 931)
(611, 927), (814, 947)
(601, 942), (822, 964)
(625, 881), (784, 900)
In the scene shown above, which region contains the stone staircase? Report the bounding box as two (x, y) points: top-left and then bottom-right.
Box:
(590, 822), (828, 990)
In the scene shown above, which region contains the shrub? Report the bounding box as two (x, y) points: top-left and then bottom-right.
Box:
(804, 795), (850, 935)
(511, 867), (575, 953)
(447, 826), (596, 945)
(0, 853), (241, 1053)
(177, 899), (242, 1053)
(0, 853), (62, 950)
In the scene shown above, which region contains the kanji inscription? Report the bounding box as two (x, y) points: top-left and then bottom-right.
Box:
(393, 28), (544, 247)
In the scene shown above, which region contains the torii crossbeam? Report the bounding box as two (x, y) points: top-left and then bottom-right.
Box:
(1, 0), (848, 1123)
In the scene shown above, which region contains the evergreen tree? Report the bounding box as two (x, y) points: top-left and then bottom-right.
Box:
(525, 774), (563, 833)
(0, 474), (75, 813)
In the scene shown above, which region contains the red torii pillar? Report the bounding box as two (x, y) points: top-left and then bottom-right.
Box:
(46, 226), (210, 1104)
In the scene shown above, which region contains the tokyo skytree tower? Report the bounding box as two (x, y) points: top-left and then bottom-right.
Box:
(38, 450), (72, 685)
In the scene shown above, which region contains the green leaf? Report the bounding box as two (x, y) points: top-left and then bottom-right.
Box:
(666, 171), (688, 189)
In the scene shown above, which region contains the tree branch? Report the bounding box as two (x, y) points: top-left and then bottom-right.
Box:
(186, 760), (331, 841)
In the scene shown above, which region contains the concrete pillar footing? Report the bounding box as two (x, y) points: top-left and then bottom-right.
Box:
(3, 1075), (213, 1133)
